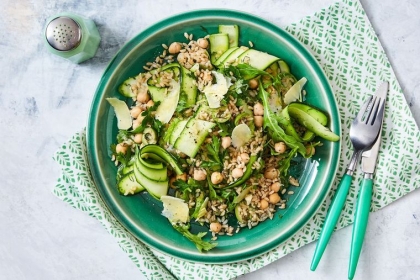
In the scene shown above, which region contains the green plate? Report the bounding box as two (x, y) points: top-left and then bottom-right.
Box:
(87, 10), (341, 264)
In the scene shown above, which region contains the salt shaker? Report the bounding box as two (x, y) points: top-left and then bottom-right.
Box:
(44, 13), (101, 63)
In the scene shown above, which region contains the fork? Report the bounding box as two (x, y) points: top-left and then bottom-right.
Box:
(310, 86), (387, 271)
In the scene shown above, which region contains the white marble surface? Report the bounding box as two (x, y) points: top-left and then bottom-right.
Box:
(1, 0), (419, 279)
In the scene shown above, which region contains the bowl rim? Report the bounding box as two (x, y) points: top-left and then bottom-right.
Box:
(86, 8), (341, 264)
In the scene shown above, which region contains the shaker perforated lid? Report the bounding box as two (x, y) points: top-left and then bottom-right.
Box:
(45, 16), (82, 51)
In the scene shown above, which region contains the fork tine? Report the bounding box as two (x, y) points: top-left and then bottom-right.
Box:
(355, 95), (373, 122)
(366, 97), (380, 125)
(375, 98), (386, 126)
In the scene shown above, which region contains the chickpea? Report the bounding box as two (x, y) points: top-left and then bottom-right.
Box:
(306, 145), (315, 156)
(264, 167), (278, 180)
(253, 102), (264, 116)
(193, 169), (207, 181)
(221, 136), (232, 149)
(254, 116), (264, 127)
(248, 79), (259, 90)
(211, 172), (224, 184)
(274, 142), (287, 154)
(260, 199), (269, 210)
(137, 91), (150, 103)
(240, 153), (250, 164)
(232, 168), (244, 179)
(133, 133), (143, 144)
(269, 193), (281, 204)
(169, 177), (177, 188)
(146, 99), (155, 108)
(176, 173), (188, 182)
(177, 52), (186, 63)
(132, 119), (140, 130)
(168, 42), (182, 54)
(116, 143), (128, 154)
(132, 116), (145, 130)
(197, 38), (209, 49)
(271, 182), (281, 192)
(210, 222), (222, 233)
(130, 106), (143, 118)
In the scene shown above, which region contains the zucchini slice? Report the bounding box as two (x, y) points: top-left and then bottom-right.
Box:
(133, 166), (168, 199)
(218, 25), (239, 48)
(238, 49), (280, 71)
(140, 145), (184, 175)
(174, 118), (216, 158)
(169, 119), (188, 146)
(209, 33), (229, 64)
(219, 46), (248, 68)
(180, 66), (197, 107)
(148, 86), (167, 103)
(118, 77), (137, 98)
(214, 47), (238, 67)
(287, 106), (340, 142)
(134, 159), (167, 182)
(118, 172), (145, 195)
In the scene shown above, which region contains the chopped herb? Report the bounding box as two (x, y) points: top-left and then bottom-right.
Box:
(173, 179), (201, 193)
(173, 223), (217, 252)
(131, 101), (164, 137)
(206, 136), (222, 164)
(175, 97), (188, 113)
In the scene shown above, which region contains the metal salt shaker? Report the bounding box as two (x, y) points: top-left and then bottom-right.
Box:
(44, 13), (101, 63)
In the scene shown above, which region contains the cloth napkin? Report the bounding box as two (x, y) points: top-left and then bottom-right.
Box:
(53, 0), (420, 279)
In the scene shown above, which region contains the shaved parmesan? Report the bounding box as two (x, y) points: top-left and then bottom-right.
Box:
(231, 123), (252, 148)
(106, 98), (132, 130)
(203, 71), (232, 109)
(161, 195), (189, 223)
(284, 77), (307, 105)
(155, 80), (180, 124)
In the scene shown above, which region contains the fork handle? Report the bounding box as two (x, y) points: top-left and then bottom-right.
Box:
(310, 174), (353, 271)
(348, 178), (373, 280)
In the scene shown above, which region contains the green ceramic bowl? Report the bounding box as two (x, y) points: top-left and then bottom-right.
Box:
(87, 9), (341, 263)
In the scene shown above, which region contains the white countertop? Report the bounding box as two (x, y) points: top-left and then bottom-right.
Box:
(1, 0), (419, 279)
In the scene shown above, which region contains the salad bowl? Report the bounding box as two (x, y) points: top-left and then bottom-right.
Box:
(86, 9), (341, 263)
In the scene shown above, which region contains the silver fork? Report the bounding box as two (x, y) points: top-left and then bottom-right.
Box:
(310, 82), (388, 271)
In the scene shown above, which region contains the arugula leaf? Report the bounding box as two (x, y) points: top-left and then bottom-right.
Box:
(235, 63), (272, 80)
(258, 84), (306, 156)
(224, 64), (272, 80)
(173, 223), (217, 252)
(278, 147), (299, 177)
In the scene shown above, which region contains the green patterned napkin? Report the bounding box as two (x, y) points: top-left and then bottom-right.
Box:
(53, 0), (420, 279)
